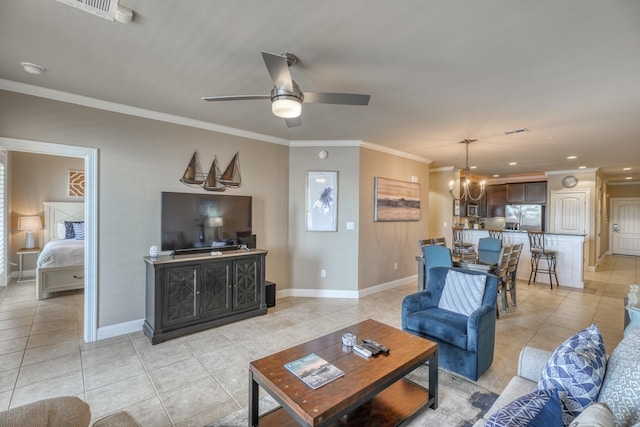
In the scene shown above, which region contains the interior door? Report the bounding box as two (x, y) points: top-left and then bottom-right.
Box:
(611, 198), (640, 256)
(549, 190), (588, 234)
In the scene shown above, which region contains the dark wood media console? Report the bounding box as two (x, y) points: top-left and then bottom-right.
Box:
(143, 249), (268, 344)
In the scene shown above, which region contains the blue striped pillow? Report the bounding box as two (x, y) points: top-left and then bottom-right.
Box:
(72, 222), (85, 240)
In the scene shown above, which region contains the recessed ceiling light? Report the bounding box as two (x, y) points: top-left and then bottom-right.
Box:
(20, 62), (45, 75)
(470, 166), (477, 170)
(578, 166), (586, 169)
(625, 177), (632, 180)
(623, 167), (631, 171)
(567, 156), (577, 160)
(509, 162), (517, 166)
(493, 174), (500, 178)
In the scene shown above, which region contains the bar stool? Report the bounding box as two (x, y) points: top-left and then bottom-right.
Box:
(488, 228), (503, 240)
(527, 231), (559, 288)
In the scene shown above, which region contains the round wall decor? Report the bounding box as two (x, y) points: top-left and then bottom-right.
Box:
(562, 175), (578, 188)
(318, 150), (329, 159)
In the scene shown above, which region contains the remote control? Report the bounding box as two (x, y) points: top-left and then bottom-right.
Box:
(363, 338), (390, 354)
(353, 344), (372, 358)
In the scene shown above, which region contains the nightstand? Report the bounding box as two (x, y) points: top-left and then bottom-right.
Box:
(17, 247), (40, 283)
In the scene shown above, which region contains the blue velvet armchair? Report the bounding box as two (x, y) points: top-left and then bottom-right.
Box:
(402, 266), (499, 381)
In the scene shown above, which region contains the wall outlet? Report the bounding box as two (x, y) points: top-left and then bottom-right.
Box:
(320, 269), (326, 278)
(394, 262), (398, 270)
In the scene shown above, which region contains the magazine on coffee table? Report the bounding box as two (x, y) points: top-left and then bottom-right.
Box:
(284, 353), (345, 389)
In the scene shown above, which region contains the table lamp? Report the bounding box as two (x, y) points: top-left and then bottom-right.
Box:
(18, 216), (43, 249)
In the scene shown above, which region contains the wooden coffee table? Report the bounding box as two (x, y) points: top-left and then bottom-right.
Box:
(249, 319), (438, 426)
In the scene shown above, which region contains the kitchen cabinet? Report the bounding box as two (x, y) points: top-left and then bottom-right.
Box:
(506, 182), (547, 204)
(524, 182), (547, 203)
(506, 183), (526, 203)
(486, 184), (507, 217)
(144, 249), (267, 344)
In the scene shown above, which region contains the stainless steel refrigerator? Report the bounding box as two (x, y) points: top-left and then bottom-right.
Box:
(505, 204), (544, 232)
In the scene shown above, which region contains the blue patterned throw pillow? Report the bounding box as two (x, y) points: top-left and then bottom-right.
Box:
(486, 388), (562, 427)
(538, 324), (607, 426)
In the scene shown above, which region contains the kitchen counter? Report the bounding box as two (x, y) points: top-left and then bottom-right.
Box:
(459, 229), (585, 288)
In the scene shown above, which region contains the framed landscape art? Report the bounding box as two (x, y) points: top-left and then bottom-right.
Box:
(374, 177), (421, 221)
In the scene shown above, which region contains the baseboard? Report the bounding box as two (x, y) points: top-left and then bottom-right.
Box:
(97, 318), (144, 341)
(275, 275), (416, 299)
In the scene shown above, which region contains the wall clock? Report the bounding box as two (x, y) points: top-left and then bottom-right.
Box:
(562, 175), (578, 188)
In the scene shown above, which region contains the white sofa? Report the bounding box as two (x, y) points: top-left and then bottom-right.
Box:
(474, 329), (640, 427)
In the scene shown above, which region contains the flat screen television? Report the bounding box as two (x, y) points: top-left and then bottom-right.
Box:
(161, 192), (253, 254)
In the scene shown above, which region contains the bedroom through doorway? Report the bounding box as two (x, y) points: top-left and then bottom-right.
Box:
(0, 137), (98, 342)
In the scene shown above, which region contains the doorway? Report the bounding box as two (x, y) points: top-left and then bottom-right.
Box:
(0, 137), (97, 342)
(611, 198), (640, 256)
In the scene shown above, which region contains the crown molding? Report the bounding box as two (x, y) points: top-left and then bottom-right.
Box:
(359, 141), (432, 164)
(0, 79), (289, 146)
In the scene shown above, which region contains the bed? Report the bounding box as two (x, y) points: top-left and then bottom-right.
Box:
(36, 202), (85, 300)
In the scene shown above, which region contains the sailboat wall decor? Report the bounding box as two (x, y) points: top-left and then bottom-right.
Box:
(180, 151), (242, 191)
(180, 151), (205, 185)
(218, 152), (242, 188)
(202, 156), (226, 192)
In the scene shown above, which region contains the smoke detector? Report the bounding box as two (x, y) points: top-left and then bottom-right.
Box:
(56, 0), (133, 23)
(21, 62), (46, 75)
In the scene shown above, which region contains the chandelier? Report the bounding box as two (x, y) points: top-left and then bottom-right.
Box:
(449, 139), (486, 202)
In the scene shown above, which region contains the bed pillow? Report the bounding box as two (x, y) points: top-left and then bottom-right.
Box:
(57, 223), (67, 239)
(438, 270), (486, 316)
(64, 221), (82, 239)
(538, 324), (607, 426)
(72, 222), (85, 240)
(486, 388), (562, 427)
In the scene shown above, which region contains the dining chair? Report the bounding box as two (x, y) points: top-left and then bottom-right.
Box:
(488, 228), (503, 240)
(506, 243), (523, 306)
(453, 227), (476, 262)
(496, 245), (513, 315)
(527, 231), (558, 288)
(421, 244), (453, 290)
(417, 237), (447, 253)
(477, 237), (503, 265)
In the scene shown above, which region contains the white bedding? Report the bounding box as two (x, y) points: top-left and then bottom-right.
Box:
(37, 239), (84, 268)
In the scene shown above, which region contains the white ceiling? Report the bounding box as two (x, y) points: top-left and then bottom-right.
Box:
(1, 0), (639, 182)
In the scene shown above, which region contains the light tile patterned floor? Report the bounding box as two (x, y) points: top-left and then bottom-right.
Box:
(0, 255), (635, 425)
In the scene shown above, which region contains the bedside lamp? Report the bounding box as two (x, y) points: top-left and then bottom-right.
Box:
(18, 216), (43, 249)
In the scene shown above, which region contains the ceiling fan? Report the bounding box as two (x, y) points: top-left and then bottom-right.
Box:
(202, 51), (371, 128)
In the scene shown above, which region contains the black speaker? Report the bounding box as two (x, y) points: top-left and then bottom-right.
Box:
(265, 281), (276, 308)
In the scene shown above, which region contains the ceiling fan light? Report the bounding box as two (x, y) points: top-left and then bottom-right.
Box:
(272, 97), (302, 118)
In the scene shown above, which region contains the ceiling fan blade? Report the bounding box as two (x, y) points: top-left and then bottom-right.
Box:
(202, 95), (270, 102)
(285, 117), (302, 128)
(261, 51), (293, 92)
(303, 92), (370, 105)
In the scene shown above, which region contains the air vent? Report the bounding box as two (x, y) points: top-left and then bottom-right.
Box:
(57, 0), (118, 20)
(503, 128), (529, 136)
